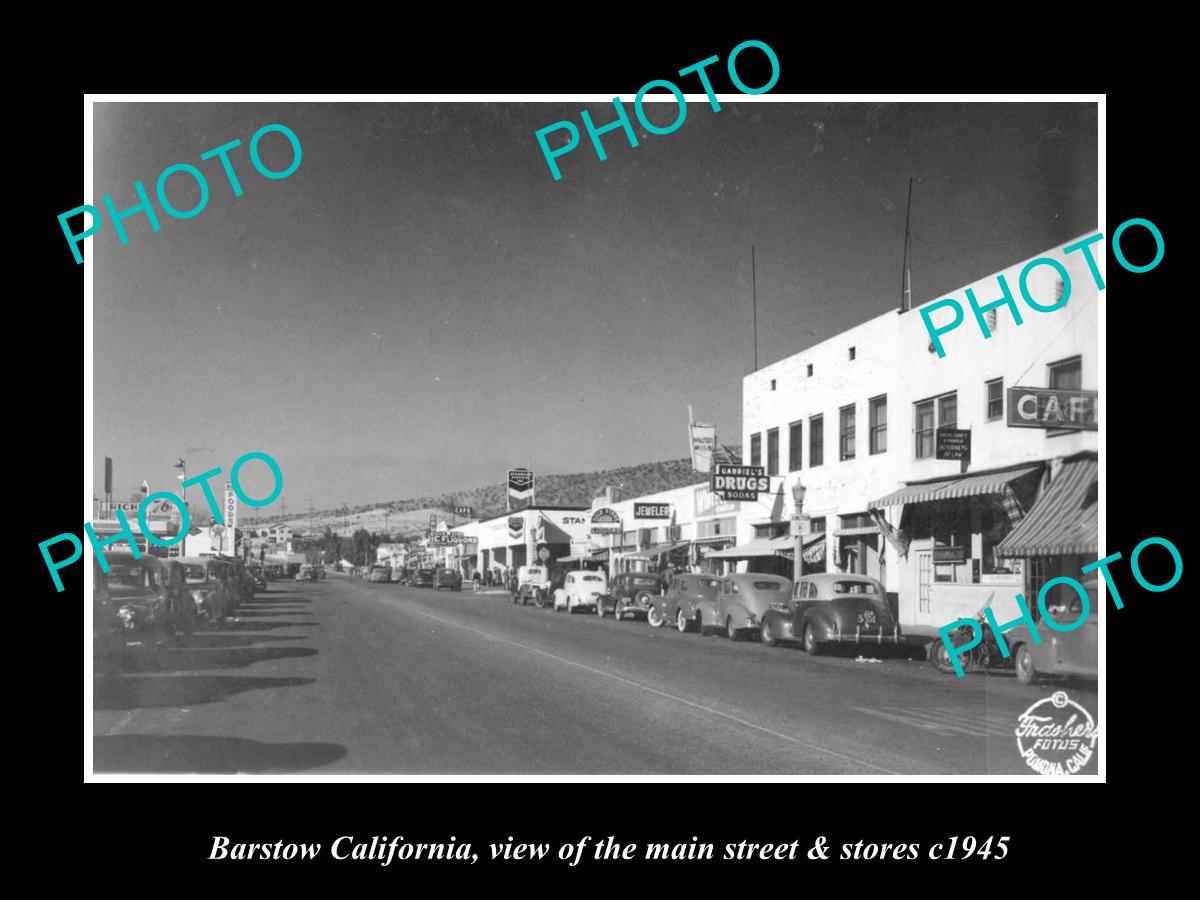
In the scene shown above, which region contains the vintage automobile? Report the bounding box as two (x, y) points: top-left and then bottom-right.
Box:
(597, 571), (661, 621)
(93, 554), (193, 659)
(314, 565), (326, 580)
(248, 566), (268, 593)
(512, 565), (551, 606)
(716, 572), (793, 640)
(389, 566), (405, 583)
(296, 564), (317, 582)
(648, 572), (721, 631)
(368, 565), (392, 583)
(1006, 575), (1098, 685)
(760, 573), (901, 653)
(413, 568), (436, 588)
(179, 556), (237, 623)
(433, 567), (463, 591)
(556, 569), (607, 613)
(264, 564), (285, 580)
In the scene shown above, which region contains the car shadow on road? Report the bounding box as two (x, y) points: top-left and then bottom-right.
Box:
(94, 674), (316, 710)
(181, 633), (307, 649)
(231, 609), (314, 618)
(94, 734), (346, 773)
(218, 620), (318, 632)
(126, 645), (320, 673)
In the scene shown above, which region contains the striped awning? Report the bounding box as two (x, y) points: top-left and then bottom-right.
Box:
(692, 535), (735, 546)
(997, 455), (1097, 558)
(870, 463), (1043, 508)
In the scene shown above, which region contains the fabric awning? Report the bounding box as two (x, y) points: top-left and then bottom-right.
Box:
(590, 549), (610, 562)
(997, 455), (1097, 557)
(803, 535), (827, 564)
(555, 554), (592, 565)
(834, 525), (881, 537)
(870, 463), (1043, 508)
(692, 535), (735, 546)
(706, 535), (794, 559)
(623, 540), (690, 561)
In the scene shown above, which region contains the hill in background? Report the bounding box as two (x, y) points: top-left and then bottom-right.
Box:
(263, 453), (738, 538)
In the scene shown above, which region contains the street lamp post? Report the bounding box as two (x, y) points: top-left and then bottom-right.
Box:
(791, 480), (808, 585)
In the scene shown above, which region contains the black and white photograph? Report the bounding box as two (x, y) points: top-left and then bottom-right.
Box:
(78, 92), (1110, 780)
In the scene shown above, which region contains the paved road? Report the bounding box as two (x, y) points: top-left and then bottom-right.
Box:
(92, 574), (1099, 775)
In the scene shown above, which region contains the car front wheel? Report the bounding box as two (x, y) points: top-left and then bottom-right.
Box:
(647, 606), (664, 628)
(726, 616), (741, 641)
(760, 620), (776, 647)
(1015, 644), (1036, 685)
(803, 623), (821, 655)
(677, 608), (691, 633)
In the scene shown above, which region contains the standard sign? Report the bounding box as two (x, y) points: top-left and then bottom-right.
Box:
(1007, 387), (1097, 431)
(590, 507), (622, 536)
(710, 464), (769, 501)
(634, 502), (671, 519)
(936, 428), (971, 460)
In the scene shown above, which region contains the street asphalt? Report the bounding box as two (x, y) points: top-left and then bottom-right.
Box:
(91, 574), (1099, 775)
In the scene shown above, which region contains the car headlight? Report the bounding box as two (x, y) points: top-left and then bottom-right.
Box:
(829, 619), (839, 634)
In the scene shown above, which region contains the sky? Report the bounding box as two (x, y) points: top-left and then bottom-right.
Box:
(91, 100), (1097, 514)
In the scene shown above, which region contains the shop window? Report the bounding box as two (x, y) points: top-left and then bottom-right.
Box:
(986, 378), (1004, 421)
(914, 390), (957, 459)
(809, 415), (824, 467)
(789, 421), (802, 472)
(981, 507), (1016, 575)
(750, 432), (762, 467)
(1048, 356), (1083, 390)
(869, 394), (887, 455)
(839, 404), (856, 461)
(809, 516), (826, 533)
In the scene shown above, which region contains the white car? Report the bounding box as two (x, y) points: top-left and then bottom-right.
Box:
(556, 570), (608, 613)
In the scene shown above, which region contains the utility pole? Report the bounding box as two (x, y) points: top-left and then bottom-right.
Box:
(751, 246), (758, 372)
(900, 177), (914, 312)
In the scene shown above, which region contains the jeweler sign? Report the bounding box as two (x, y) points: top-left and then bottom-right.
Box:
(1007, 387), (1097, 431)
(710, 464), (769, 501)
(634, 503), (672, 519)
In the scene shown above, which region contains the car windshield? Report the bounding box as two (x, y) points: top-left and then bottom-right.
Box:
(184, 565), (208, 584)
(833, 580), (878, 595)
(582, 575), (603, 582)
(752, 581), (784, 590)
(631, 576), (658, 587)
(106, 565), (145, 587)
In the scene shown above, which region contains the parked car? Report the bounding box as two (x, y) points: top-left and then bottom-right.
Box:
(760, 573), (900, 653)
(369, 565), (392, 583)
(433, 567), (463, 591)
(248, 566), (268, 592)
(556, 569), (608, 613)
(715, 572), (793, 640)
(648, 572), (721, 631)
(413, 568), (435, 588)
(180, 556), (237, 622)
(513, 565), (551, 606)
(1007, 575), (1098, 685)
(390, 566), (404, 583)
(314, 565), (326, 580)
(93, 554), (191, 659)
(598, 571), (661, 620)
(297, 564), (316, 582)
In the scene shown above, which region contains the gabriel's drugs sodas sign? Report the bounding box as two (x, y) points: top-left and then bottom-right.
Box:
(710, 464), (770, 501)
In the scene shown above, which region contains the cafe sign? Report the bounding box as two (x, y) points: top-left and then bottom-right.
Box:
(1007, 387), (1097, 431)
(590, 507), (622, 536)
(710, 464), (770, 501)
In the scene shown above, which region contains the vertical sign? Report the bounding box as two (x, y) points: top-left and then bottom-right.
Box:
(224, 482), (238, 555)
(508, 468), (534, 510)
(104, 457), (113, 495)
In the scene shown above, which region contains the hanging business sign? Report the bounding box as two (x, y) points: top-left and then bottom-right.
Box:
(507, 468), (534, 509)
(933, 545), (969, 564)
(223, 483), (238, 554)
(590, 507), (622, 536)
(453, 506), (474, 518)
(936, 428), (971, 460)
(634, 502), (672, 520)
(1007, 387), (1098, 431)
(710, 464), (770, 501)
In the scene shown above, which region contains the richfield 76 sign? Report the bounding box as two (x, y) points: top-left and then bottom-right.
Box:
(710, 464), (769, 501)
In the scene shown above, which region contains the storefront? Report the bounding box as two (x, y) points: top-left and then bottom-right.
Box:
(870, 461), (1045, 634)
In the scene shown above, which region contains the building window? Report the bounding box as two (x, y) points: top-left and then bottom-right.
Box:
(789, 421), (802, 472)
(767, 427), (779, 476)
(809, 415), (824, 467)
(806, 363), (813, 377)
(750, 432), (762, 467)
(1048, 356), (1082, 390)
(914, 390), (957, 459)
(848, 346), (856, 360)
(770, 379), (776, 391)
(869, 394), (887, 455)
(986, 378), (1004, 421)
(809, 516), (826, 534)
(839, 404), (856, 461)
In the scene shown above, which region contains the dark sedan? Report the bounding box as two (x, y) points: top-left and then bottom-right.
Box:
(598, 572), (661, 621)
(760, 573), (901, 653)
(413, 568), (435, 588)
(433, 568), (462, 591)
